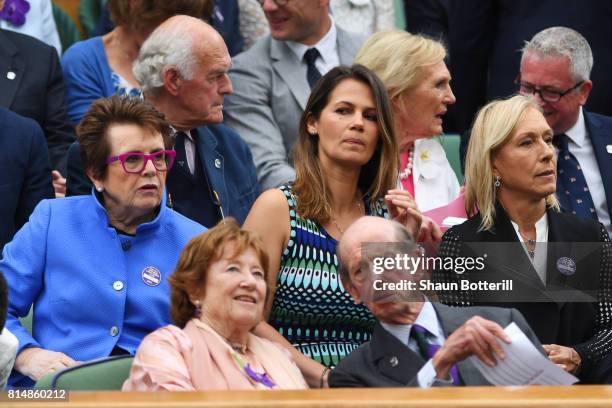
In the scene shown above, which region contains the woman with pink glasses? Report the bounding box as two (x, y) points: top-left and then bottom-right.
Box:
(1, 96), (205, 388)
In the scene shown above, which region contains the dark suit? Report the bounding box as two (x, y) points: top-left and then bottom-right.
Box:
(67, 123), (260, 225)
(435, 206), (612, 383)
(448, 0), (612, 134)
(557, 111), (612, 223)
(0, 107), (54, 251)
(329, 303), (542, 387)
(0, 29), (75, 173)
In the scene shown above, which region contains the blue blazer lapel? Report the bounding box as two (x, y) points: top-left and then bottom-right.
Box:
(195, 126), (228, 217)
(0, 31), (24, 108)
(584, 110), (612, 218)
(270, 39), (310, 110)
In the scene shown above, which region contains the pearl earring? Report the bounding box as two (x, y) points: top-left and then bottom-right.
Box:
(193, 300), (201, 318)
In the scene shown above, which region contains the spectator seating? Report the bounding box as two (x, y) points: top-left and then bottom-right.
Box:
(35, 355), (134, 390)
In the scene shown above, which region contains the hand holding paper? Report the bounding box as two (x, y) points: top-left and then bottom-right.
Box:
(468, 323), (578, 385)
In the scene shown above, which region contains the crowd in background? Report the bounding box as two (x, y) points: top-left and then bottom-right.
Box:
(1, 0), (612, 392)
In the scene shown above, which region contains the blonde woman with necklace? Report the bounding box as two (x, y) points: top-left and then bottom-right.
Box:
(243, 65), (421, 387)
(434, 95), (612, 383)
(355, 31), (461, 242)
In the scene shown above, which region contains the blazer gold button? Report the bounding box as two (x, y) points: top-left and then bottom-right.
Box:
(110, 326), (119, 336)
(214, 158), (222, 169)
(389, 356), (399, 367)
(113, 281), (124, 291)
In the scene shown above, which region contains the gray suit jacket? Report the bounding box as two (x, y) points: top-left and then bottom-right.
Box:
(224, 26), (363, 190)
(329, 303), (544, 387)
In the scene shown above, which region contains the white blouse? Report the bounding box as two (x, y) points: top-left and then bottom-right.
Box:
(510, 213), (549, 284)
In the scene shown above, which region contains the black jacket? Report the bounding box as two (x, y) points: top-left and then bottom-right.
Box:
(0, 29), (74, 173)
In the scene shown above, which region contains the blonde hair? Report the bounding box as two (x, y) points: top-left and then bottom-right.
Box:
(465, 94), (559, 231)
(354, 30), (446, 105)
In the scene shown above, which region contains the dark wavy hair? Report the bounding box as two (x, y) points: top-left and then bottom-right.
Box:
(291, 64), (399, 224)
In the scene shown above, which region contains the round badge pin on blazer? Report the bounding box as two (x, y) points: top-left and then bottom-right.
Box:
(556, 257), (576, 276)
(142, 266), (162, 286)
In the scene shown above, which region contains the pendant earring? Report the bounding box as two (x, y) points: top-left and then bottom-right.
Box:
(193, 300), (201, 318)
(494, 175), (501, 188)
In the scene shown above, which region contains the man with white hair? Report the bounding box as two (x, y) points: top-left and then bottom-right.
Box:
(67, 16), (259, 227)
(518, 27), (612, 234)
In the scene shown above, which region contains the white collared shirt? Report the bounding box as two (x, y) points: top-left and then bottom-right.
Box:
(285, 16), (339, 76)
(381, 302), (452, 387)
(562, 108), (611, 234)
(510, 213), (549, 284)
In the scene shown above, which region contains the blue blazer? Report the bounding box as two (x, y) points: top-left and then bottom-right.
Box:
(67, 123), (260, 225)
(584, 111), (612, 220)
(0, 107), (54, 251)
(3, 193), (205, 388)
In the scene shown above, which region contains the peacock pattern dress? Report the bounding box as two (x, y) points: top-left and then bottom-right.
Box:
(269, 184), (388, 368)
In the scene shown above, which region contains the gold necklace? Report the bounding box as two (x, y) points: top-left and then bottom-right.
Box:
(199, 316), (247, 353)
(331, 198), (363, 235)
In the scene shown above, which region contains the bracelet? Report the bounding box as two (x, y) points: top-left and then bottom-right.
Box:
(319, 367), (330, 388)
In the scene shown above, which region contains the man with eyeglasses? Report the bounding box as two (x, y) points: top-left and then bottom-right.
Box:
(517, 27), (612, 234)
(224, 0), (364, 190)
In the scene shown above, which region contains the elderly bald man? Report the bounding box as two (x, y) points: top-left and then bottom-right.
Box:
(329, 216), (543, 387)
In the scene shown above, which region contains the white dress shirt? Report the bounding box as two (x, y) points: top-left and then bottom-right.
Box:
(381, 302), (453, 387)
(562, 108), (611, 235)
(285, 17), (340, 76)
(510, 212), (549, 284)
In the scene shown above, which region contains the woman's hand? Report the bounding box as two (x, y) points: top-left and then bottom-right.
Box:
(418, 215), (443, 244)
(52, 170), (66, 198)
(14, 347), (78, 380)
(385, 189), (422, 237)
(543, 344), (582, 374)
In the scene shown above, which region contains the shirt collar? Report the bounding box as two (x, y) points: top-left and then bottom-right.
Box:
(564, 107), (586, 148)
(170, 126), (194, 143)
(380, 301), (441, 345)
(285, 16), (337, 65)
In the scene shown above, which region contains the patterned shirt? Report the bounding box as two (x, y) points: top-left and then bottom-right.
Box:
(269, 184), (387, 367)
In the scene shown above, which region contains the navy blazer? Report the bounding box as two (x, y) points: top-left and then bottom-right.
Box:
(0, 29), (75, 173)
(0, 107), (54, 251)
(66, 123), (260, 225)
(582, 111), (612, 222)
(448, 0), (612, 134)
